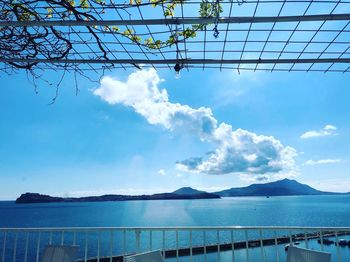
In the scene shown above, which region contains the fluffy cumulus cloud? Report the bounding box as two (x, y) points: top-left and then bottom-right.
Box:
(300, 125), (338, 139)
(176, 125), (296, 175)
(158, 169), (166, 176)
(94, 69), (216, 141)
(305, 159), (341, 165)
(94, 69), (297, 178)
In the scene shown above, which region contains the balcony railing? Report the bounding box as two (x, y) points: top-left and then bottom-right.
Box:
(1, 226), (350, 261)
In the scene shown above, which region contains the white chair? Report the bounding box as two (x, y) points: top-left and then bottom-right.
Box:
(41, 245), (79, 262)
(287, 245), (331, 262)
(123, 250), (164, 262)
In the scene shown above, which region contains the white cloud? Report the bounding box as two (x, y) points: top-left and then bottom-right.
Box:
(305, 179), (350, 193)
(176, 126), (297, 175)
(239, 174), (271, 184)
(239, 169), (298, 184)
(305, 159), (341, 165)
(300, 125), (338, 139)
(94, 70), (216, 141)
(94, 69), (297, 178)
(158, 169), (166, 176)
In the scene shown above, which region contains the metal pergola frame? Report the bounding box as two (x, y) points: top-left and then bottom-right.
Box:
(1, 57), (350, 65)
(1, 13), (350, 27)
(1, 0), (350, 72)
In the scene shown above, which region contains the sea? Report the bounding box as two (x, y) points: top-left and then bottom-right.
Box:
(1, 195), (350, 261)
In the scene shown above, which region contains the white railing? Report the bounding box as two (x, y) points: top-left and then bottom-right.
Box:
(0, 226), (350, 262)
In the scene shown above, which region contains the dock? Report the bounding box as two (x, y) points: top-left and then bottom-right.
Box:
(80, 231), (350, 262)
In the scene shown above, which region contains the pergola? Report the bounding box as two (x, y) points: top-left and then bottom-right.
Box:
(1, 0), (350, 73)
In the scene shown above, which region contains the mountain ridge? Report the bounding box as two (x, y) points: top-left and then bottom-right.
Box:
(16, 179), (343, 204)
(15, 191), (220, 204)
(215, 179), (338, 197)
(172, 187), (206, 195)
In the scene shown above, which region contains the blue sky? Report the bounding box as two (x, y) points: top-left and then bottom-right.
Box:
(1, 0), (350, 200)
(1, 68), (350, 200)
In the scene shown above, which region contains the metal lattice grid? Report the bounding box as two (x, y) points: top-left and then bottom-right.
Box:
(1, 0), (350, 72)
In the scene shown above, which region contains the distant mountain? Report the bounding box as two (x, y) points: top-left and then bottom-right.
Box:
(215, 179), (336, 197)
(16, 179), (341, 204)
(16, 193), (64, 203)
(16, 191), (220, 204)
(173, 187), (206, 195)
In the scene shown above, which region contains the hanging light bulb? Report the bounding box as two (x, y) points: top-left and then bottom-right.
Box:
(174, 63), (182, 79)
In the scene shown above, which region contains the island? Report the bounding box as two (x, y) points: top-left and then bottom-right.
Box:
(15, 190), (220, 204)
(16, 179), (342, 204)
(214, 179), (339, 197)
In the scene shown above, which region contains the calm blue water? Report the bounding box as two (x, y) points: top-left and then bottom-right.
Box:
(1, 195), (350, 227)
(1, 195), (350, 261)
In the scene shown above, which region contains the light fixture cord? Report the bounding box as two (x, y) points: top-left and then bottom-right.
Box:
(213, 0), (220, 38)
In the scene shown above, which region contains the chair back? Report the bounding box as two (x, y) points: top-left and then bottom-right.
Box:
(41, 245), (79, 262)
(287, 245), (331, 262)
(124, 250), (164, 262)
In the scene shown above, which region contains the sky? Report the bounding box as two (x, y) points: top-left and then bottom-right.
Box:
(1, 0), (350, 200)
(1, 67), (350, 200)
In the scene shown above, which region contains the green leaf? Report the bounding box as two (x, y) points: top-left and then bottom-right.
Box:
(164, 9), (174, 17)
(46, 8), (53, 18)
(130, 35), (142, 43)
(80, 0), (89, 9)
(67, 0), (75, 7)
(111, 26), (120, 32)
(181, 28), (196, 38)
(144, 37), (154, 45)
(122, 29), (134, 36)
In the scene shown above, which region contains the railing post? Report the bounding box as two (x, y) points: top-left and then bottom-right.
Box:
(73, 231), (77, 246)
(320, 231), (324, 251)
(2, 232), (7, 262)
(203, 230), (207, 262)
(176, 230), (179, 262)
(136, 229), (141, 253)
(123, 229), (126, 255)
(84, 231), (88, 262)
(36, 232), (41, 262)
(335, 231), (341, 262)
(304, 231), (308, 249)
(259, 229), (265, 262)
(12, 232), (18, 262)
(149, 230), (153, 251)
(273, 231), (279, 262)
(24, 232), (29, 262)
(288, 231), (292, 245)
(245, 230), (249, 262)
(231, 230), (235, 262)
(97, 231), (101, 262)
(61, 231), (65, 246)
(189, 230), (192, 262)
(217, 230), (220, 262)
(110, 230), (114, 262)
(162, 230), (165, 260)
(49, 232), (52, 245)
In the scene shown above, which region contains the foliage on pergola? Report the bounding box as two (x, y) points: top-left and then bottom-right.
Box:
(0, 0), (228, 72)
(1, 0), (350, 77)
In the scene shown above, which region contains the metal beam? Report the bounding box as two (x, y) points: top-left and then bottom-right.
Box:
(1, 57), (350, 64)
(1, 14), (350, 27)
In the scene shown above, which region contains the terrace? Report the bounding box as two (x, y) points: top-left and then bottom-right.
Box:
(1, 0), (350, 261)
(1, 226), (350, 261)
